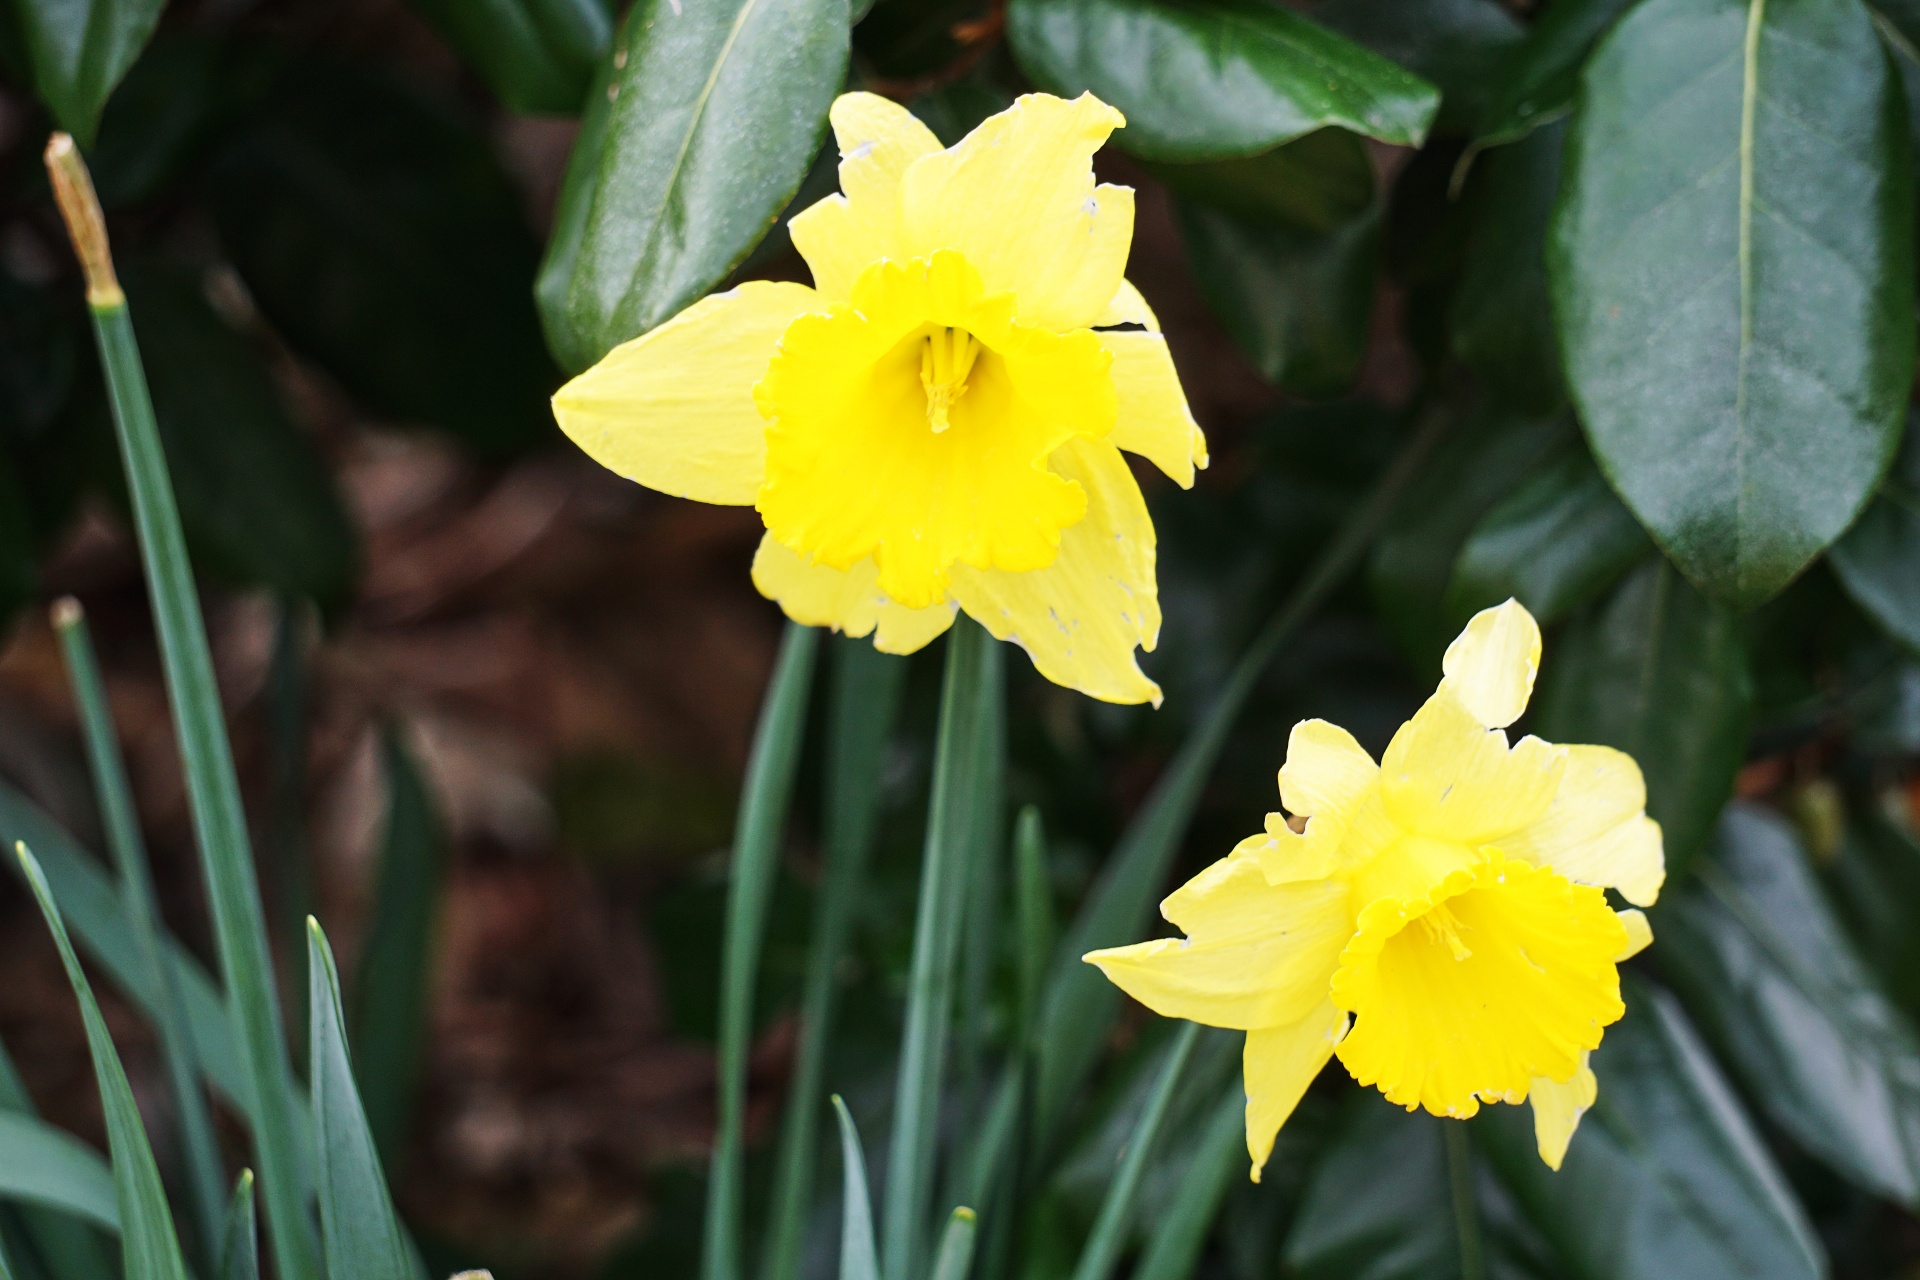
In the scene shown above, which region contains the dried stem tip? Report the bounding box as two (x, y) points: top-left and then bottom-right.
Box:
(43, 133), (122, 308)
(48, 596), (83, 630)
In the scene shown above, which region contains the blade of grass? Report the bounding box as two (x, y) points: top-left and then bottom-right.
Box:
(44, 134), (319, 1280)
(0, 1032), (118, 1280)
(1067, 1022), (1201, 1280)
(883, 619), (997, 1280)
(928, 1209), (977, 1280)
(0, 782), (245, 1108)
(221, 1172), (257, 1280)
(308, 918), (413, 1280)
(831, 1097), (880, 1280)
(704, 622), (822, 1280)
(761, 641), (907, 1280)
(52, 598), (226, 1260)
(1132, 1086), (1244, 1280)
(1031, 410), (1451, 1144)
(351, 728), (446, 1168)
(17, 842), (191, 1280)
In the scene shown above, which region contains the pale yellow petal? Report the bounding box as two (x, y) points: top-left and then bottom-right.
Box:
(1279, 720), (1378, 818)
(1530, 1056), (1597, 1170)
(950, 437), (1161, 704)
(1500, 744), (1666, 907)
(750, 534), (956, 654)
(1101, 331), (1207, 488)
(788, 93), (943, 300)
(1245, 1000), (1348, 1182)
(1097, 278), (1160, 330)
(551, 281), (816, 505)
(1441, 599), (1542, 729)
(900, 93), (1133, 331)
(1379, 689), (1565, 845)
(1084, 855), (1349, 1030)
(1616, 908), (1652, 960)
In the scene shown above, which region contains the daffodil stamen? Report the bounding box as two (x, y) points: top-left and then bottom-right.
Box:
(919, 325), (980, 434)
(1416, 901), (1473, 961)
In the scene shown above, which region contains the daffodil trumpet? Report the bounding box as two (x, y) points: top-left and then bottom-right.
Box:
(551, 90), (1205, 706)
(1086, 600), (1664, 1178)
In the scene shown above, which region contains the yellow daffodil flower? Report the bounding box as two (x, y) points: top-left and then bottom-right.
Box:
(1086, 600), (1663, 1177)
(551, 91), (1206, 705)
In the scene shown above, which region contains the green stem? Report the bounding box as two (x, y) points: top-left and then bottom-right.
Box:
(883, 619), (997, 1280)
(703, 622), (822, 1280)
(761, 641), (907, 1280)
(1067, 1023), (1201, 1280)
(89, 293), (320, 1280)
(1444, 1123), (1487, 1280)
(53, 603), (226, 1262)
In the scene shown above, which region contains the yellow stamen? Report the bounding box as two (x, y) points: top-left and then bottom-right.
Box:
(1418, 901), (1473, 961)
(919, 326), (980, 434)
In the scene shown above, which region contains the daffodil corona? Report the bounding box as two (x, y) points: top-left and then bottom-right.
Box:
(1087, 601), (1664, 1176)
(551, 92), (1206, 705)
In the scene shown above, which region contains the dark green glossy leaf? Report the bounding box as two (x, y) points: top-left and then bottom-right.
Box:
(120, 262), (358, 610)
(14, 0), (162, 144)
(208, 58), (558, 455)
(405, 0), (612, 114)
(1830, 415), (1920, 652)
(1660, 802), (1920, 1204)
(350, 730), (446, 1168)
(1175, 199), (1380, 397)
(539, 0), (848, 374)
(1474, 0), (1638, 147)
(308, 921), (412, 1280)
(1147, 127), (1375, 234)
(1311, 0), (1523, 136)
(1550, 0), (1916, 608)
(1370, 406), (1573, 669)
(1534, 558), (1752, 874)
(1475, 980), (1822, 1280)
(18, 846), (191, 1280)
(1450, 120), (1568, 414)
(89, 38), (228, 208)
(0, 1115), (117, 1233)
(1447, 447), (1648, 626)
(1005, 0), (1439, 160)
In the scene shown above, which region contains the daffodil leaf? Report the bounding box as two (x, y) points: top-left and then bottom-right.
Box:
(1472, 0), (1639, 148)
(207, 57), (558, 456)
(1475, 981), (1823, 1280)
(0, 1113), (119, 1234)
(12, 0), (163, 146)
(1661, 802), (1920, 1206)
(539, 0), (850, 373)
(1005, 0), (1440, 161)
(403, 0), (613, 114)
(1829, 415), (1920, 654)
(1449, 119), (1568, 416)
(1534, 557), (1753, 875)
(116, 261), (359, 612)
(1550, 0), (1916, 609)
(1130, 1087), (1245, 1280)
(1446, 447), (1648, 628)
(1310, 0), (1524, 137)
(0, 1034), (119, 1279)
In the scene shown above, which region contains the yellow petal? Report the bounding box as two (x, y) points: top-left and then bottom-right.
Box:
(1441, 600), (1542, 729)
(789, 92), (942, 300)
(1616, 908), (1653, 960)
(1084, 854), (1350, 1030)
(1102, 331), (1207, 488)
(900, 93), (1134, 332)
(1530, 1056), (1597, 1170)
(1279, 720), (1379, 819)
(1499, 744), (1666, 907)
(1379, 688), (1565, 846)
(950, 437), (1161, 704)
(1097, 278), (1160, 330)
(552, 280), (817, 505)
(750, 534), (956, 654)
(1245, 1000), (1348, 1183)
(1332, 855), (1627, 1119)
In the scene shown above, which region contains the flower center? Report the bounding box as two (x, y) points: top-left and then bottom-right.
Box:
(1416, 901), (1472, 961)
(919, 326), (980, 434)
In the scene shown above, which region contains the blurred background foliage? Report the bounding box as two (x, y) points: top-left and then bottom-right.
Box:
(0, 0), (1917, 1277)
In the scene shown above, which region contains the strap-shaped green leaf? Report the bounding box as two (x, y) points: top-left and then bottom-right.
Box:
(830, 1097), (879, 1280)
(1551, 0), (1916, 607)
(0, 1113), (118, 1233)
(927, 1210), (977, 1280)
(308, 919), (413, 1280)
(222, 1172), (258, 1280)
(1007, 0), (1437, 160)
(17, 844), (190, 1280)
